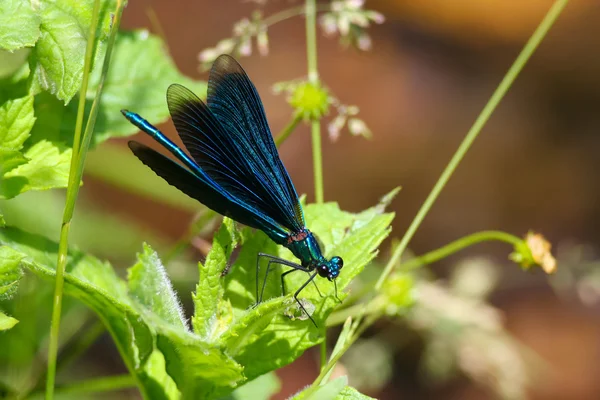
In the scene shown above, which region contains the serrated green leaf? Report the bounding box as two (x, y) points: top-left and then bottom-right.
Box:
(223, 198), (394, 380)
(30, 30), (208, 147)
(0, 139), (71, 199)
(0, 0), (41, 51)
(128, 243), (186, 329)
(193, 218), (237, 340)
(29, 0), (114, 103)
(225, 372), (281, 400)
(0, 310), (18, 331)
(0, 246), (24, 299)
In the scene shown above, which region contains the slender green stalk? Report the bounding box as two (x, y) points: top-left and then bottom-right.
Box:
(305, 0), (324, 203)
(46, 2), (126, 398)
(373, 0), (569, 293)
(275, 115), (302, 147)
(310, 0), (569, 390)
(46, 1), (101, 397)
(311, 121), (324, 203)
(399, 230), (522, 271)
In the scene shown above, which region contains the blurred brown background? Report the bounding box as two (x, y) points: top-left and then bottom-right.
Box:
(83, 0), (600, 398)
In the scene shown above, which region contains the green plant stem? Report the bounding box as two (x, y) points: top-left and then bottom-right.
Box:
(399, 230), (522, 270)
(46, 1), (101, 397)
(373, 0), (569, 294)
(305, 0), (324, 204)
(275, 115), (302, 147)
(311, 121), (324, 203)
(310, 0), (569, 390)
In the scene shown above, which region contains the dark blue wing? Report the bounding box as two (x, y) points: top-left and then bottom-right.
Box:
(166, 54), (305, 235)
(123, 111), (290, 244)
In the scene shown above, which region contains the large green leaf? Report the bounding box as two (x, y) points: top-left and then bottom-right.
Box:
(0, 228), (244, 399)
(220, 194), (395, 381)
(30, 30), (208, 148)
(0, 0), (41, 51)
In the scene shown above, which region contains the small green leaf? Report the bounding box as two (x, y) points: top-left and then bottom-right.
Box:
(0, 310), (18, 331)
(0, 0), (41, 51)
(193, 218), (237, 340)
(128, 243), (186, 330)
(0, 140), (71, 199)
(0, 246), (24, 299)
(226, 372), (281, 400)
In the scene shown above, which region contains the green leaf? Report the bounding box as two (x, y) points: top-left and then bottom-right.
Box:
(222, 196), (395, 380)
(0, 246), (24, 299)
(0, 310), (18, 331)
(192, 218), (237, 340)
(128, 243), (186, 329)
(0, 140), (71, 199)
(29, 0), (114, 103)
(0, 0), (41, 51)
(30, 30), (208, 147)
(225, 372), (280, 400)
(0, 94), (35, 151)
(137, 350), (181, 400)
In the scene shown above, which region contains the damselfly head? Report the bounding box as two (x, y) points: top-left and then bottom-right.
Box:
(318, 256), (344, 281)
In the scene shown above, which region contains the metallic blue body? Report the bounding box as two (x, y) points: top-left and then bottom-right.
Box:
(121, 54), (343, 282)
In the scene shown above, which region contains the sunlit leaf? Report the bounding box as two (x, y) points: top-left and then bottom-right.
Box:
(0, 0), (41, 51)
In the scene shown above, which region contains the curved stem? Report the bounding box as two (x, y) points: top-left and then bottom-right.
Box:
(373, 0), (569, 293)
(46, 1), (102, 397)
(399, 230), (522, 271)
(275, 115), (302, 147)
